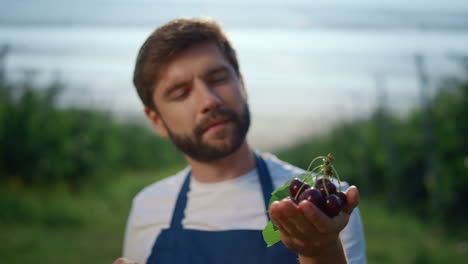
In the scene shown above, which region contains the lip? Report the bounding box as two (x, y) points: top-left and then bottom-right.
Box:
(202, 119), (230, 134)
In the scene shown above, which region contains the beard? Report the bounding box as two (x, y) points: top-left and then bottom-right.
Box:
(163, 103), (251, 162)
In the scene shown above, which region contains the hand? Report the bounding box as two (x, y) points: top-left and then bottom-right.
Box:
(112, 258), (138, 264)
(269, 186), (360, 261)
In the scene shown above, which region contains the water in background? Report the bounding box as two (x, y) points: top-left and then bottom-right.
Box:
(2, 0), (468, 150)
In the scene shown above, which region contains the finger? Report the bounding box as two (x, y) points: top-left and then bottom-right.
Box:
(277, 228), (304, 253)
(269, 201), (291, 236)
(273, 200), (306, 238)
(299, 199), (352, 233)
(280, 214), (310, 240)
(343, 185), (360, 215)
(298, 200), (332, 232)
(269, 201), (281, 220)
(272, 207), (307, 252)
(270, 199), (295, 224)
(280, 202), (318, 235)
(271, 201), (312, 251)
(278, 198), (313, 231)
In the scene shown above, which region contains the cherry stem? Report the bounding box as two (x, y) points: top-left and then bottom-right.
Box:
(306, 156), (327, 172)
(331, 165), (342, 191)
(303, 155), (337, 196)
(294, 175), (311, 201)
(294, 163), (322, 200)
(315, 166), (325, 185)
(322, 177), (330, 196)
(309, 164), (324, 180)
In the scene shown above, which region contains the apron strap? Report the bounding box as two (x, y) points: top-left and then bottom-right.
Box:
(170, 170), (191, 229)
(170, 152), (274, 229)
(255, 153), (274, 221)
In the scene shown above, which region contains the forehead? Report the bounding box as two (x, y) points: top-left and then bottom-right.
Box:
(155, 42), (230, 86)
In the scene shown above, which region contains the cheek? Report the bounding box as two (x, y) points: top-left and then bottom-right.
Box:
(219, 85), (246, 109)
(160, 104), (196, 131)
(231, 93), (248, 114)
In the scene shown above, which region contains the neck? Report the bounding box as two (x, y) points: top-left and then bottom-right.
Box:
(185, 141), (256, 183)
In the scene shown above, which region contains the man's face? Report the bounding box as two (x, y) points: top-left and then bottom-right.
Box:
(147, 42), (250, 162)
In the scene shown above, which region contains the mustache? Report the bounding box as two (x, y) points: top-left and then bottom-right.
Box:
(194, 107), (239, 137)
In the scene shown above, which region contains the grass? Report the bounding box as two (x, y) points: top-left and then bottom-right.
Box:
(0, 167), (182, 264)
(359, 198), (468, 263)
(1, 170), (467, 264)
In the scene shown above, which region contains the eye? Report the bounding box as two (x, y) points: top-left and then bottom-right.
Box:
(171, 87), (189, 101)
(208, 70), (230, 84)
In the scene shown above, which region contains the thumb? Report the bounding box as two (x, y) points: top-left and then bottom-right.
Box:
(342, 185), (360, 215)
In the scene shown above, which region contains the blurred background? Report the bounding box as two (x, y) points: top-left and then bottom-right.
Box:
(1, 0), (467, 263)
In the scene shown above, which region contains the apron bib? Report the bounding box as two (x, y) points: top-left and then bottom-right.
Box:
(146, 153), (297, 264)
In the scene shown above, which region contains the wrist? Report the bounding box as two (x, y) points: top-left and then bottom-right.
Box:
(298, 239), (347, 264)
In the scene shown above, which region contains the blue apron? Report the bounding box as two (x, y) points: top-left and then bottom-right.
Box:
(146, 153), (298, 264)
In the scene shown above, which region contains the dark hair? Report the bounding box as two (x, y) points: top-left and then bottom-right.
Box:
(133, 17), (240, 110)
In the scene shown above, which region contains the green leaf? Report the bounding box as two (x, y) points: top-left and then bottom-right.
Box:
(262, 220), (281, 247)
(297, 172), (315, 185)
(267, 172), (313, 210)
(267, 184), (289, 209)
(263, 172), (316, 245)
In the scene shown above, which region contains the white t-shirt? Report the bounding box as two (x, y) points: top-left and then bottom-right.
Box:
(123, 153), (367, 264)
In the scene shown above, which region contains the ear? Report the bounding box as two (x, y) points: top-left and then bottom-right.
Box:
(238, 73), (248, 101)
(144, 106), (169, 138)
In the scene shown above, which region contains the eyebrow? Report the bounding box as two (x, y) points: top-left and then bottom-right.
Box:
(204, 65), (230, 78)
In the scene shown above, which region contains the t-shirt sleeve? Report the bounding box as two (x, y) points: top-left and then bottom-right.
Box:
(121, 171), (186, 263)
(122, 196), (161, 264)
(122, 198), (144, 263)
(339, 183), (367, 264)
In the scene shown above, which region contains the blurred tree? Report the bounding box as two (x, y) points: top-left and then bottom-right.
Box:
(277, 74), (468, 227)
(0, 79), (183, 192)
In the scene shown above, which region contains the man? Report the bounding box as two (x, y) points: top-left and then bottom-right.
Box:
(115, 17), (366, 264)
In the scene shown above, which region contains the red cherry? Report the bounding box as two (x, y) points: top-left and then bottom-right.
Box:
(337, 191), (347, 206)
(298, 187), (324, 208)
(324, 194), (342, 217)
(289, 178), (310, 199)
(315, 178), (337, 196)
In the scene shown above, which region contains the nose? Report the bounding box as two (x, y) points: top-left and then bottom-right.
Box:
(197, 80), (221, 114)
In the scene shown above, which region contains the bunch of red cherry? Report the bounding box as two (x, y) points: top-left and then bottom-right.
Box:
(289, 154), (347, 217)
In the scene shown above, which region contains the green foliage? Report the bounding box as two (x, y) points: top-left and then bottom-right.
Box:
(360, 198), (468, 264)
(0, 80), (184, 191)
(0, 188), (84, 227)
(431, 79), (468, 224)
(1, 180), (466, 264)
(263, 172), (313, 246)
(278, 77), (468, 227)
(262, 221), (281, 247)
(0, 169), (180, 264)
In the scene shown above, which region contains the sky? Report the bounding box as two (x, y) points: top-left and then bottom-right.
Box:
(2, 0), (468, 29)
(1, 0), (468, 150)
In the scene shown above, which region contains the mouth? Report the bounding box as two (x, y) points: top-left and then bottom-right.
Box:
(202, 118), (231, 135)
